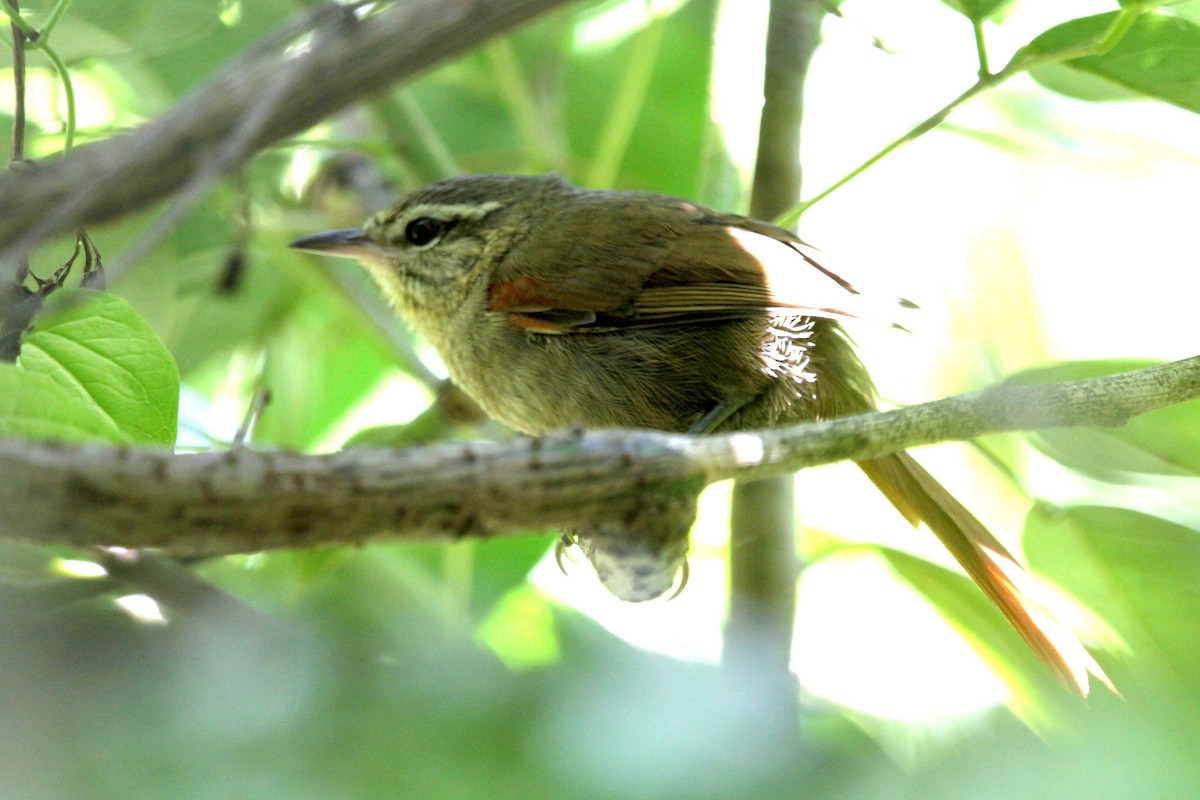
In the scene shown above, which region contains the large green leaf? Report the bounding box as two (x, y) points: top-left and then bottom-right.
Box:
(1172, 0), (1200, 26)
(317, 536), (556, 625)
(24, 15), (131, 61)
(880, 548), (1072, 721)
(17, 289), (179, 446)
(1025, 503), (1200, 703)
(1005, 360), (1200, 479)
(1026, 12), (1200, 114)
(0, 366), (126, 443)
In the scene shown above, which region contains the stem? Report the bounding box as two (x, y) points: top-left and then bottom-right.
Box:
(0, 0), (37, 40)
(776, 2), (1155, 225)
(395, 91), (462, 178)
(0, 0), (582, 269)
(584, 16), (664, 188)
(7, 0), (25, 163)
(777, 78), (992, 226)
(40, 0), (74, 40)
(972, 18), (989, 78)
(6, 0), (28, 285)
(485, 37), (548, 171)
(2, 0), (76, 153)
(36, 40), (75, 152)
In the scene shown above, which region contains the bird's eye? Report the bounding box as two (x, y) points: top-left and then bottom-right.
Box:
(404, 217), (446, 247)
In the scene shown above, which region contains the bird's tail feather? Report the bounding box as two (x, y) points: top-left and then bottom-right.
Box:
(856, 451), (1110, 696)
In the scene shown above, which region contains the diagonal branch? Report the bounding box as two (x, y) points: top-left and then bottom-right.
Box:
(1, 355), (1196, 554)
(0, 0), (578, 273)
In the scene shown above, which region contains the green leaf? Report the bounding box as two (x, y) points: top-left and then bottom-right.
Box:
(253, 292), (396, 451)
(1026, 12), (1200, 114)
(0, 366), (127, 443)
(466, 534), (557, 620)
(141, 0), (300, 95)
(17, 288), (179, 446)
(341, 409), (446, 449)
(563, 0), (719, 197)
(880, 548), (1071, 722)
(1172, 0), (1200, 27)
(939, 0), (1016, 23)
(67, 0), (223, 55)
(167, 246), (302, 377)
(353, 535), (555, 624)
(402, 72), (522, 174)
(196, 548), (355, 611)
(476, 585), (561, 670)
(29, 15), (132, 61)
(1026, 504), (1200, 703)
(1006, 360), (1200, 479)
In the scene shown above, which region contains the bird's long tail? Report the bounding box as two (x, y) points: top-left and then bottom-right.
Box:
(856, 451), (1109, 695)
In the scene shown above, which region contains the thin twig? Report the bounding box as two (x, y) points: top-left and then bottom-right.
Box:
(5, 0), (29, 288)
(34, 38), (75, 151)
(231, 389), (272, 451)
(7, 0), (25, 163)
(776, 1), (1158, 224)
(972, 18), (989, 78)
(485, 38), (550, 171)
(0, 0), (578, 276)
(104, 30), (310, 282)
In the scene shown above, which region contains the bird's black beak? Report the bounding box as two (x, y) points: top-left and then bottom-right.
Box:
(288, 228), (381, 260)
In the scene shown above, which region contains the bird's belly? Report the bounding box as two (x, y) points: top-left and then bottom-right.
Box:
(442, 323), (768, 435)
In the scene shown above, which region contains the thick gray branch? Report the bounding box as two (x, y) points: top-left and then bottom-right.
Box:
(1, 356), (1197, 554)
(0, 0), (576, 267)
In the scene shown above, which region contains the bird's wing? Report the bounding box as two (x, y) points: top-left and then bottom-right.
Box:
(488, 198), (902, 333)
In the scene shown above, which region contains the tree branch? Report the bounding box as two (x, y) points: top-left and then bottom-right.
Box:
(0, 0), (577, 273)
(2, 356), (1196, 553)
(725, 0), (823, 688)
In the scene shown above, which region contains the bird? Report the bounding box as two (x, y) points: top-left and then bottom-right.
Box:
(291, 173), (1105, 693)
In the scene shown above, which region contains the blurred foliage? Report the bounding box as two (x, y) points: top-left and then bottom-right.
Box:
(3, 0), (1200, 798)
(1007, 360), (1200, 478)
(1026, 10), (1200, 112)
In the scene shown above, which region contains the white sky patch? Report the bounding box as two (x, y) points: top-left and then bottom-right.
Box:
(573, 0), (690, 51)
(795, 550), (1008, 721)
(114, 593), (169, 625)
(727, 432), (766, 466)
